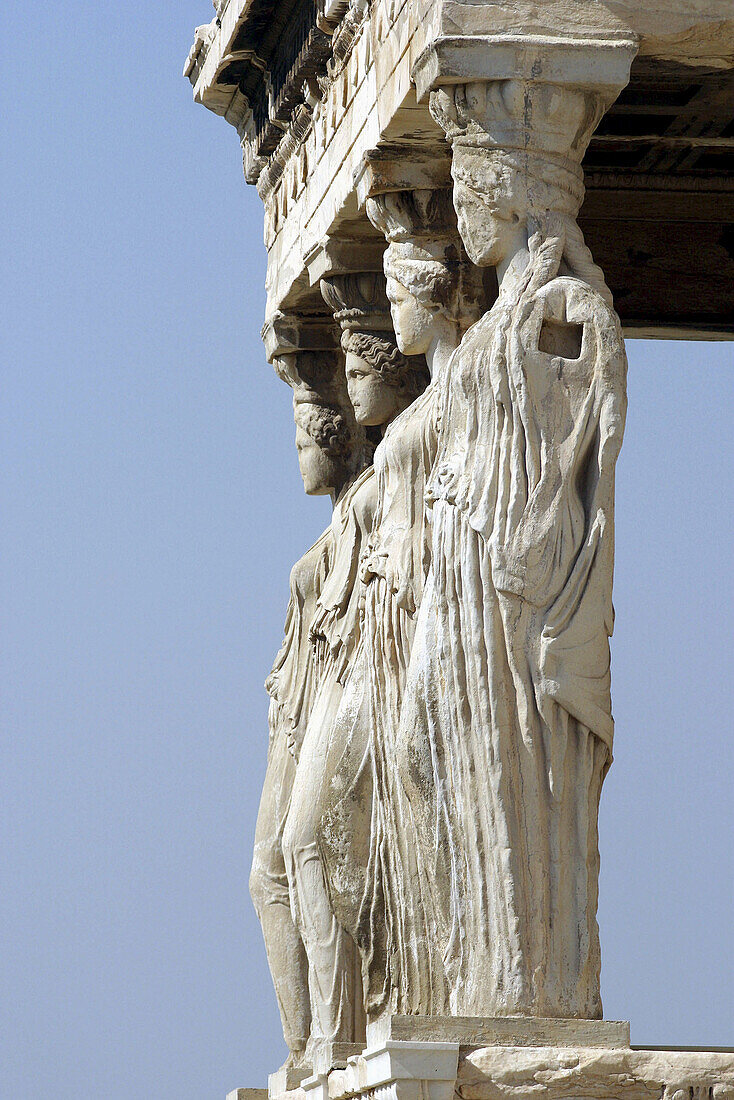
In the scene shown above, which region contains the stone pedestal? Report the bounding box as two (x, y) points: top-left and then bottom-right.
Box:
(302, 1037), (460, 1100)
(365, 1016), (631, 1050)
(227, 1019), (734, 1100)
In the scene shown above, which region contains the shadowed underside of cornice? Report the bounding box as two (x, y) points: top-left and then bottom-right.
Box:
(186, 0), (734, 337)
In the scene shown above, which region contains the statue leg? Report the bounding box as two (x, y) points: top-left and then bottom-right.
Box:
(250, 727), (311, 1058)
(282, 681), (365, 1049)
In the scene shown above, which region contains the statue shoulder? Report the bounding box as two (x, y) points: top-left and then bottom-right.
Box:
(289, 528), (331, 600)
(525, 276), (624, 365)
(333, 464), (377, 533)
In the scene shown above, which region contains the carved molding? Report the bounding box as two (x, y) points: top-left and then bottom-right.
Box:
(261, 310), (339, 361)
(412, 33), (639, 104)
(261, 12), (374, 245)
(305, 236), (386, 285)
(354, 145), (452, 205)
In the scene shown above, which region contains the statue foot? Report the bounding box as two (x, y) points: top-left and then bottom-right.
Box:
(283, 1048), (311, 1073)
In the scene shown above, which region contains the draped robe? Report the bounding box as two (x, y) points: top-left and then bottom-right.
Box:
(282, 466), (376, 1044)
(251, 528), (331, 1049)
(266, 530), (332, 761)
(317, 386), (441, 1015)
(396, 271), (627, 1019)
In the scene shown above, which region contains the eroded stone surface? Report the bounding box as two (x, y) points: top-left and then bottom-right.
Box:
(184, 2), (733, 1094)
(458, 1043), (734, 1100)
(262, 1033), (734, 1100)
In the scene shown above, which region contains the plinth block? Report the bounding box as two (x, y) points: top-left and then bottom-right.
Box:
(366, 1015), (631, 1050)
(268, 1065), (311, 1096)
(311, 1042), (364, 1076)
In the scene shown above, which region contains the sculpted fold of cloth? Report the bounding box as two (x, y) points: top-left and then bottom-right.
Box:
(250, 530), (330, 1056)
(391, 78), (628, 1020)
(281, 468), (374, 1052)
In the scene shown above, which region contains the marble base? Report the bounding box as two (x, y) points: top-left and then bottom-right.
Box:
(365, 1014), (630, 1049)
(458, 1042), (734, 1100)
(312, 1042), (364, 1076)
(268, 1066), (311, 1095)
(230, 1018), (734, 1100)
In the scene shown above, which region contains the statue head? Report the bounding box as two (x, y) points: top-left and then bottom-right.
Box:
(274, 350), (365, 496)
(292, 397), (358, 495)
(341, 330), (428, 427)
(430, 80), (605, 267)
(320, 273), (429, 428)
(366, 189), (484, 355)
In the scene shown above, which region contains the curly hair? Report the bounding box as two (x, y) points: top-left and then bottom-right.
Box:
(366, 188), (485, 330)
(294, 400), (357, 461)
(341, 330), (430, 402)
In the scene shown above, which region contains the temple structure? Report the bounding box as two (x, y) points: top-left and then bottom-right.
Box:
(184, 3), (733, 1100)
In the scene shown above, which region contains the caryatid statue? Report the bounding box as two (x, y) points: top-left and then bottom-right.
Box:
(393, 65), (629, 1020)
(249, 337), (368, 1079)
(280, 273), (428, 1063)
(315, 191), (484, 1020)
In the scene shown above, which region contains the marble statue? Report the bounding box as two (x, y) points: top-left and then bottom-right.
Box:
(186, 3), (734, 1095)
(249, 51), (629, 1053)
(392, 76), (628, 1020)
(315, 191), (483, 1018)
(280, 277), (428, 1062)
(250, 348), (366, 1073)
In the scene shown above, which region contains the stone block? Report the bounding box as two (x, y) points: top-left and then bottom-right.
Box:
(366, 1015), (631, 1050)
(268, 1064), (311, 1096)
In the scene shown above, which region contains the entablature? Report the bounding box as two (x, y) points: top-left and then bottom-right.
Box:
(186, 0), (734, 338)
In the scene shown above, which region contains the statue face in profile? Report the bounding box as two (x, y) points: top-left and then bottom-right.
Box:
(382, 236), (484, 360)
(451, 158), (520, 269)
(384, 275), (435, 357)
(341, 329), (429, 427)
(273, 351), (360, 497)
(345, 351), (405, 427)
(293, 400), (353, 496)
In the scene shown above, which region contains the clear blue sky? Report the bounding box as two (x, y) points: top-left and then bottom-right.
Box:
(2, 3), (732, 1098)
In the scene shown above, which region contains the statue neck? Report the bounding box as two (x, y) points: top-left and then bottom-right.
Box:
(496, 224), (531, 293)
(331, 464), (357, 505)
(426, 314), (461, 380)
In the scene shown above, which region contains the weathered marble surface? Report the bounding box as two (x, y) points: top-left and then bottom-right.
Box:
(185, 0), (734, 334)
(316, 1035), (734, 1100)
(245, 36), (635, 1064)
(458, 1043), (734, 1100)
(251, 345), (369, 1078)
(274, 1023), (734, 1100)
(230, 1023), (734, 1100)
(183, 2), (733, 1097)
